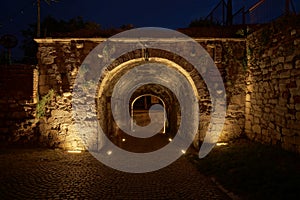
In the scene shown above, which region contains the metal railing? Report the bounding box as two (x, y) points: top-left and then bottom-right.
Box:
(206, 0), (298, 25)
(205, 0), (228, 25)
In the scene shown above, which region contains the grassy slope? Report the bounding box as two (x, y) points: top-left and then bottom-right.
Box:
(187, 139), (300, 200)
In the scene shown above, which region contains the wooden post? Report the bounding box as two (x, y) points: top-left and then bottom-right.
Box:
(226, 0), (233, 26)
(37, 0), (41, 38)
(285, 0), (290, 15)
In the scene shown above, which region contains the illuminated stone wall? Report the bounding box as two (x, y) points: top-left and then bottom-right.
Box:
(246, 17), (300, 153)
(34, 37), (246, 150)
(2, 20), (300, 154)
(35, 39), (101, 149)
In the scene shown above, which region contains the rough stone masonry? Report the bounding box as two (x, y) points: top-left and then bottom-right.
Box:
(0, 16), (299, 154)
(33, 37), (246, 151)
(245, 16), (300, 153)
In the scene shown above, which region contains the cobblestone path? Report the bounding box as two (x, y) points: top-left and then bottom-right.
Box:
(0, 148), (230, 199)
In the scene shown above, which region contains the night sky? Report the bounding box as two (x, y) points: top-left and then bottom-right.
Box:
(0, 0), (299, 59)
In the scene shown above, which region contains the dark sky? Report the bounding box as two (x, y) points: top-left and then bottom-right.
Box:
(0, 0), (235, 34)
(0, 0), (299, 59)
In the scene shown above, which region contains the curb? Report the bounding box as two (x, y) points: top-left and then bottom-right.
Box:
(211, 177), (240, 200)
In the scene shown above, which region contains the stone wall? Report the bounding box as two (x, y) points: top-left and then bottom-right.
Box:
(198, 39), (246, 142)
(3, 19), (300, 153)
(37, 39), (103, 96)
(246, 16), (300, 153)
(34, 37), (246, 150)
(0, 64), (38, 145)
(35, 39), (102, 150)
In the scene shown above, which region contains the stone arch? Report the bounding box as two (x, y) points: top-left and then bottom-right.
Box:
(130, 94), (166, 133)
(96, 48), (208, 100)
(96, 48), (210, 148)
(128, 84), (181, 136)
(34, 38), (247, 150)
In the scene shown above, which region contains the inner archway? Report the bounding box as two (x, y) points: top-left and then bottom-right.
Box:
(131, 94), (166, 134)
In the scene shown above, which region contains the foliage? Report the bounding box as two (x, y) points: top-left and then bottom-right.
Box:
(36, 89), (55, 119)
(21, 15), (134, 64)
(0, 49), (8, 64)
(235, 26), (252, 37)
(189, 18), (220, 27)
(261, 28), (271, 46)
(21, 23), (38, 64)
(187, 139), (300, 199)
(44, 0), (59, 5)
(38, 16), (101, 37)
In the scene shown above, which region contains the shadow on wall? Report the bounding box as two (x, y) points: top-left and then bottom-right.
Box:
(0, 64), (38, 146)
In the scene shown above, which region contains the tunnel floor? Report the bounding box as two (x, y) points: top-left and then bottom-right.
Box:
(0, 147), (230, 200)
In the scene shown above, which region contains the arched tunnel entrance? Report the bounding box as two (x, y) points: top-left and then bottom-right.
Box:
(97, 82), (182, 153)
(131, 94), (166, 134)
(33, 37), (247, 153)
(129, 84), (181, 137)
(95, 49), (208, 153)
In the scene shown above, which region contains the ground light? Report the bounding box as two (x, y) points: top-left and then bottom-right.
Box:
(67, 150), (82, 153)
(216, 142), (228, 146)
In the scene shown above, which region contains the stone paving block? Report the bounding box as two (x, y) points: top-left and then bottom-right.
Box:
(0, 148), (230, 199)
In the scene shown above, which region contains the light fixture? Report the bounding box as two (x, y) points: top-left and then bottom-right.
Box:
(67, 150), (82, 154)
(168, 138), (172, 142)
(107, 150), (112, 155)
(144, 48), (149, 61)
(122, 138), (126, 142)
(181, 150), (186, 154)
(216, 142), (228, 146)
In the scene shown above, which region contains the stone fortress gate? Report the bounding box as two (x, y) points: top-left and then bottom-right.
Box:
(34, 36), (246, 151)
(3, 19), (298, 153)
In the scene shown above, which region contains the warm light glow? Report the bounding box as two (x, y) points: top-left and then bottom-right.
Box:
(122, 138), (126, 142)
(107, 150), (112, 155)
(67, 150), (81, 154)
(169, 138), (173, 142)
(181, 150), (186, 154)
(216, 142), (228, 146)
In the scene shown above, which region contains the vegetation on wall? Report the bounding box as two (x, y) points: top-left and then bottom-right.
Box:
(36, 89), (55, 119)
(260, 28), (271, 46)
(222, 42), (247, 71)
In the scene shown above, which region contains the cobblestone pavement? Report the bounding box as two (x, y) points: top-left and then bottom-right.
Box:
(0, 147), (230, 200)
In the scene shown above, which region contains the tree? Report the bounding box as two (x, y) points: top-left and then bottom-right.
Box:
(21, 15), (134, 64)
(189, 18), (220, 27)
(22, 23), (38, 64)
(21, 16), (103, 64)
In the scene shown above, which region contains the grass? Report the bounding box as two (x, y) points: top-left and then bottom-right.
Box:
(187, 139), (300, 200)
